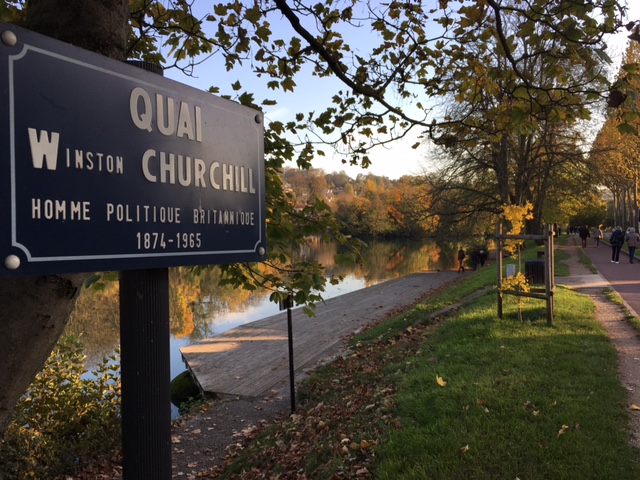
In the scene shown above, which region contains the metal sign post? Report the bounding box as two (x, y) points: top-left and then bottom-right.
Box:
(119, 268), (171, 479)
(279, 294), (296, 413)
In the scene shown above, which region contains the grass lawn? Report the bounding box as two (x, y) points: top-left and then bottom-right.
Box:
(374, 287), (640, 479)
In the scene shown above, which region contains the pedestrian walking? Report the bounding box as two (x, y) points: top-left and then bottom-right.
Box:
(593, 225), (603, 248)
(610, 226), (625, 263)
(578, 224), (590, 247)
(470, 250), (479, 270)
(457, 247), (466, 273)
(626, 227), (640, 263)
(478, 250), (487, 267)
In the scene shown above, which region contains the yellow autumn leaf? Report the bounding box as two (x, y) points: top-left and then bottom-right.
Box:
(630, 404), (640, 411)
(558, 424), (569, 437)
(436, 375), (447, 387)
(460, 444), (470, 453)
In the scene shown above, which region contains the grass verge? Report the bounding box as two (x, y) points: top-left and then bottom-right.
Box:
(204, 251), (640, 479)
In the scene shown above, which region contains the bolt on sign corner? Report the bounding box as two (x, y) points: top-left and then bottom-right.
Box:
(0, 23), (266, 277)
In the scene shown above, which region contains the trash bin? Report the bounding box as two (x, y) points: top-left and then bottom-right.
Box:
(524, 260), (545, 284)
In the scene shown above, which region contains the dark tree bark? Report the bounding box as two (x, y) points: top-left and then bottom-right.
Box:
(24, 0), (129, 60)
(0, 0), (129, 437)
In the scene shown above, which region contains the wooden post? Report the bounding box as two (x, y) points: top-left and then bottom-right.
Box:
(545, 225), (554, 326)
(497, 223), (554, 325)
(496, 223), (503, 319)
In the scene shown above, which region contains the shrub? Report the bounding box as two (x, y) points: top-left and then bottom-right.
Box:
(0, 335), (121, 479)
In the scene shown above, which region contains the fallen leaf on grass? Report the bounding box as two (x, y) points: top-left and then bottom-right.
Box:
(631, 404), (640, 411)
(460, 444), (470, 453)
(557, 424), (569, 437)
(436, 375), (447, 387)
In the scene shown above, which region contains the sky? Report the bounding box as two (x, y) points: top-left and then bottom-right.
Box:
(165, 2), (640, 180)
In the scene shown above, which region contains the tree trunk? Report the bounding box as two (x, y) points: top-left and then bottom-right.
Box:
(0, 0), (129, 438)
(0, 274), (85, 435)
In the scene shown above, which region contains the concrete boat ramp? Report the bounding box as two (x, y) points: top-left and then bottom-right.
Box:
(180, 271), (458, 398)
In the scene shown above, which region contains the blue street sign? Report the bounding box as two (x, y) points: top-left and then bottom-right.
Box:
(0, 23), (266, 276)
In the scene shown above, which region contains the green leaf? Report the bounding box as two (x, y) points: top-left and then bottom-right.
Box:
(618, 123), (638, 135)
(513, 86), (530, 100)
(595, 48), (613, 64)
(510, 107), (529, 123)
(516, 20), (535, 38)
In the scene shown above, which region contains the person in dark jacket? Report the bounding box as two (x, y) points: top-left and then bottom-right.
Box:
(457, 247), (466, 273)
(610, 226), (625, 263)
(578, 224), (590, 247)
(478, 250), (487, 267)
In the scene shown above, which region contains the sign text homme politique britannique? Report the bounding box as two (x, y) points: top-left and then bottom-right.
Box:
(0, 23), (266, 276)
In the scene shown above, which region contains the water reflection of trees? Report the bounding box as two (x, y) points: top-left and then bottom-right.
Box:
(65, 280), (120, 367)
(320, 239), (456, 285)
(174, 267), (261, 341)
(65, 267), (268, 362)
(66, 239), (458, 360)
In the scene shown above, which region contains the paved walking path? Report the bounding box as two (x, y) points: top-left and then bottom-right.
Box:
(562, 236), (640, 317)
(181, 271), (459, 398)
